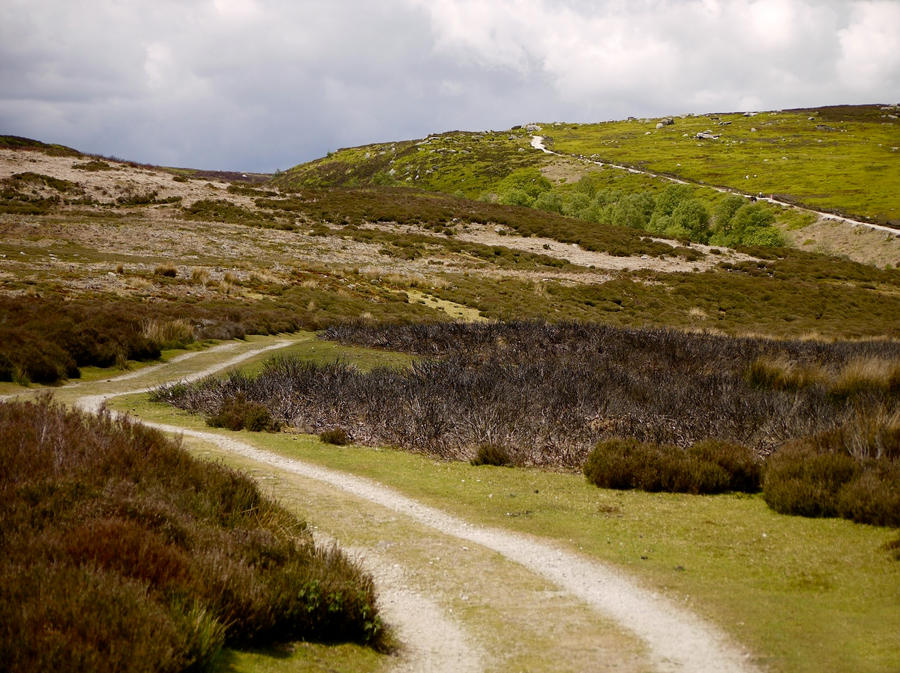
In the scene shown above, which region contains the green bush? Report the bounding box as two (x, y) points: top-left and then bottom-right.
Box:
(764, 444), (861, 517)
(764, 428), (899, 526)
(470, 443), (513, 467)
(0, 397), (389, 673)
(669, 199), (711, 243)
(319, 428), (349, 445)
(583, 438), (759, 494)
(206, 394), (280, 432)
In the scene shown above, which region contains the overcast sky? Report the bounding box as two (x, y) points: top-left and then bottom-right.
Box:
(2, 0), (898, 172)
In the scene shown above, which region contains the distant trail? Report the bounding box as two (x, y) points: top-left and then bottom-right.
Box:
(530, 135), (899, 237)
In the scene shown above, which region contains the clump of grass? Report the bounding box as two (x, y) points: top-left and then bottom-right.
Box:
(319, 428), (350, 445)
(142, 318), (195, 349)
(745, 355), (822, 390)
(470, 443), (514, 466)
(206, 394), (280, 432)
(154, 264), (178, 278)
(72, 159), (113, 171)
(190, 268), (210, 285)
(830, 357), (900, 398)
(583, 438), (761, 494)
(0, 396), (389, 673)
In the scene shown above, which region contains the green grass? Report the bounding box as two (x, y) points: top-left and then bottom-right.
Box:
(218, 332), (416, 378)
(545, 106), (900, 225)
(111, 393), (900, 673)
(213, 642), (385, 673)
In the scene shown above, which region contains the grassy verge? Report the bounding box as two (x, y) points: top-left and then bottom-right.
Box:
(117, 392), (900, 673)
(213, 642), (385, 673)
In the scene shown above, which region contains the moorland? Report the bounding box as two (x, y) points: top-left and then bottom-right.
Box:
(0, 103), (898, 673)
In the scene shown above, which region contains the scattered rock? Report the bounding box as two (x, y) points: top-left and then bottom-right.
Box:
(815, 124), (837, 132)
(696, 130), (720, 140)
(525, 124), (542, 132)
(655, 118), (674, 129)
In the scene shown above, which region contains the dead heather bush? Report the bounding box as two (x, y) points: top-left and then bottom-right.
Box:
(159, 322), (900, 468)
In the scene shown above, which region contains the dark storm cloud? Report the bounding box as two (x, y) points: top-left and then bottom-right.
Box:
(1, 1), (897, 171)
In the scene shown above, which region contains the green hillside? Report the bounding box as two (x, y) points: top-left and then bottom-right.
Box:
(546, 105), (900, 225)
(273, 104), (900, 255)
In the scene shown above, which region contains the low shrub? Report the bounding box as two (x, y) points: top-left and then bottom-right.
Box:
(319, 428), (349, 445)
(206, 394), (280, 432)
(688, 439), (763, 493)
(0, 397), (389, 673)
(764, 416), (899, 526)
(583, 438), (759, 494)
(470, 443), (513, 466)
(763, 445), (860, 518)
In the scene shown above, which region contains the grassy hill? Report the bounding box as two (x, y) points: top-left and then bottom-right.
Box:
(273, 104), (900, 264)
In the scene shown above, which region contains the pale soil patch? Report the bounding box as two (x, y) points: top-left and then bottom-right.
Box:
(783, 217), (900, 268)
(453, 223), (754, 273)
(0, 148), (237, 206)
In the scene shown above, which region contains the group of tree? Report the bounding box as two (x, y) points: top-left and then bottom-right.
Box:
(492, 168), (784, 248)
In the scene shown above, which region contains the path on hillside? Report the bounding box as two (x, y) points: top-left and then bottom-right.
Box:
(59, 337), (759, 673)
(530, 136), (900, 237)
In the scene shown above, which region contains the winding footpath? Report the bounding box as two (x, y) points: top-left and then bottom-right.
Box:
(17, 337), (760, 673)
(531, 135), (900, 237)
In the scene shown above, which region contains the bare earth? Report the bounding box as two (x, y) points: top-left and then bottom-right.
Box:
(68, 338), (760, 673)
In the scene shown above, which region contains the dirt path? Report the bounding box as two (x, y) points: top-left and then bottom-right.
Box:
(531, 136), (900, 238)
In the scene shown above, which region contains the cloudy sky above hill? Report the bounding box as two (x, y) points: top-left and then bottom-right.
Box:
(1, 0), (898, 171)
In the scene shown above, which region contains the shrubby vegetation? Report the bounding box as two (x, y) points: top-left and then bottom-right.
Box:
(156, 322), (898, 525)
(583, 439), (761, 494)
(255, 186), (675, 258)
(0, 276), (442, 385)
(763, 415), (899, 526)
(0, 396), (389, 673)
(156, 322), (899, 469)
(496, 172), (784, 247)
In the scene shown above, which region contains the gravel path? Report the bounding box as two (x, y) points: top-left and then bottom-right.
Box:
(69, 338), (759, 673)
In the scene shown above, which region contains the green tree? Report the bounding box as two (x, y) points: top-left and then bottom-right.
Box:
(533, 190), (563, 214)
(712, 194), (746, 234)
(497, 168), (552, 199)
(653, 184), (692, 217)
(670, 199), (711, 243)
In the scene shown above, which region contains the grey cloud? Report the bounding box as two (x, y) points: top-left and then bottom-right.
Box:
(1, 0), (896, 171)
